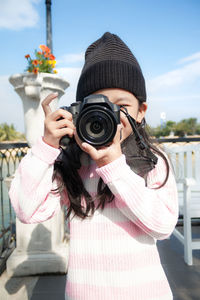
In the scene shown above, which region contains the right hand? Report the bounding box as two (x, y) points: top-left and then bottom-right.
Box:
(42, 93), (75, 148)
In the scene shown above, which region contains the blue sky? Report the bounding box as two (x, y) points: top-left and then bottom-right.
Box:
(0, 0), (200, 133)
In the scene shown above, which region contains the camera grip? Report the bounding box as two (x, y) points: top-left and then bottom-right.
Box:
(59, 135), (72, 147)
(57, 115), (73, 147)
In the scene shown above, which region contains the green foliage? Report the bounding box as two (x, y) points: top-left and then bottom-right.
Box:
(196, 124), (200, 135)
(0, 123), (25, 142)
(149, 118), (200, 138)
(25, 45), (57, 74)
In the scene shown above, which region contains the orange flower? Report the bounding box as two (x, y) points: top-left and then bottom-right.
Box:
(39, 44), (51, 53)
(44, 53), (50, 58)
(49, 54), (55, 60)
(32, 59), (39, 66)
(25, 45), (56, 74)
(33, 67), (39, 74)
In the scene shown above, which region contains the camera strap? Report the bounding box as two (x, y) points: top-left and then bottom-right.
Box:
(120, 107), (158, 176)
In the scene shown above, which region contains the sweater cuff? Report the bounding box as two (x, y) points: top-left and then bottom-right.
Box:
(32, 137), (61, 165)
(96, 154), (130, 184)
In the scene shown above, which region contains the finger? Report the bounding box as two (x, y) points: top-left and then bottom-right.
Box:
(113, 124), (123, 143)
(56, 127), (75, 139)
(56, 118), (75, 130)
(74, 130), (98, 157)
(42, 93), (58, 117)
(50, 109), (73, 122)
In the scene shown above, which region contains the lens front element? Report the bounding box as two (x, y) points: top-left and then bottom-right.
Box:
(86, 115), (105, 138)
(77, 106), (117, 146)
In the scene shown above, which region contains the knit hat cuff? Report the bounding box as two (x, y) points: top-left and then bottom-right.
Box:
(76, 60), (146, 102)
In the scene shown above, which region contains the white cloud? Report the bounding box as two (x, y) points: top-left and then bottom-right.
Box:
(0, 0), (41, 30)
(147, 56), (200, 94)
(146, 52), (200, 126)
(178, 52), (200, 64)
(57, 53), (84, 66)
(55, 67), (82, 107)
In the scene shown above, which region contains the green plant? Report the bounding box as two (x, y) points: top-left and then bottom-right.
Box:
(25, 45), (57, 74)
(0, 123), (25, 142)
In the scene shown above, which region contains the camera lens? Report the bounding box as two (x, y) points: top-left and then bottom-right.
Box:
(90, 120), (103, 134)
(86, 116), (105, 138)
(76, 106), (117, 146)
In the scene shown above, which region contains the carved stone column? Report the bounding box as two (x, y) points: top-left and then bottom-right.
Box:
(7, 72), (70, 276)
(9, 72), (69, 146)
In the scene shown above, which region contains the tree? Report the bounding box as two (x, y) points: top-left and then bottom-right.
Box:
(149, 121), (176, 138)
(174, 118), (197, 137)
(196, 124), (200, 135)
(174, 121), (188, 137)
(0, 123), (25, 142)
(149, 118), (200, 138)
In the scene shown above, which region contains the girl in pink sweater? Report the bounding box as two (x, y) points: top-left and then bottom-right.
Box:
(9, 32), (178, 300)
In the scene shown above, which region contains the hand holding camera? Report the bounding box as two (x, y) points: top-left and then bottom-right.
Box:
(59, 94), (120, 147)
(42, 93), (123, 166)
(42, 93), (75, 149)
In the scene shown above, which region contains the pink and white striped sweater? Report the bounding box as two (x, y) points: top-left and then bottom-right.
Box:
(9, 137), (178, 300)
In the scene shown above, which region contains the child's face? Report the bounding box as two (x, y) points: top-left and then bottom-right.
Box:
(93, 88), (148, 142)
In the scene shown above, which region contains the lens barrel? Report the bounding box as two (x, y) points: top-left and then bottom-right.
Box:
(59, 95), (120, 147)
(76, 105), (118, 146)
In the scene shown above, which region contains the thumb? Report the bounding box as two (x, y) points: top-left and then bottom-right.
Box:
(113, 124), (123, 144)
(81, 142), (98, 160)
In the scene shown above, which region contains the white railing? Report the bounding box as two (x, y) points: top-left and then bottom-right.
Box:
(164, 143), (200, 265)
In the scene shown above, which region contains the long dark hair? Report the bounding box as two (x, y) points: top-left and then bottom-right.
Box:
(53, 118), (169, 220)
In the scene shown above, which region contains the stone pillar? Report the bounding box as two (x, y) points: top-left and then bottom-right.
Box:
(9, 72), (69, 146)
(7, 73), (70, 276)
(6, 211), (70, 276)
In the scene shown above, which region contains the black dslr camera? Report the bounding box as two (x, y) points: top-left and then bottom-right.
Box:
(59, 94), (120, 147)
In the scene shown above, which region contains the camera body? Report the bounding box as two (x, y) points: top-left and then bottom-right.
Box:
(60, 94), (120, 147)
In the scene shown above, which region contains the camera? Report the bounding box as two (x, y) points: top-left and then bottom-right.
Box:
(59, 94), (120, 147)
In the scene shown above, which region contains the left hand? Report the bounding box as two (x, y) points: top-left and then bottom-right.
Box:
(75, 124), (123, 167)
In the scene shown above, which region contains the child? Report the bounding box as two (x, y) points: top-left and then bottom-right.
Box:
(9, 32), (178, 300)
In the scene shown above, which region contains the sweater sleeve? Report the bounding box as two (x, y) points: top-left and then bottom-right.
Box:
(96, 154), (178, 240)
(9, 137), (67, 224)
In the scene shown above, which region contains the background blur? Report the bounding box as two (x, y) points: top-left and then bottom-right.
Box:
(0, 0), (200, 133)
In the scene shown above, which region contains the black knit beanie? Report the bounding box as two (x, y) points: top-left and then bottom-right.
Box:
(76, 32), (146, 102)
